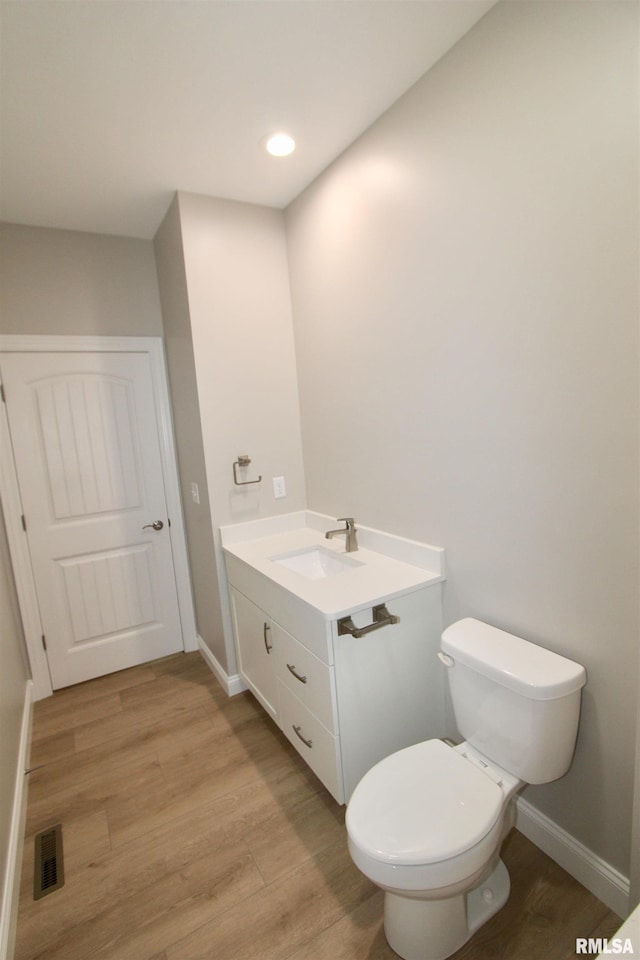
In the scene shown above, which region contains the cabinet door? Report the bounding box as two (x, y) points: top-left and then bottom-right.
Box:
(230, 587), (279, 721)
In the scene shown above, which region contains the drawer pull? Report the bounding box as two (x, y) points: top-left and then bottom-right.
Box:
(292, 725), (313, 749)
(286, 663), (308, 684)
(337, 603), (399, 639)
(263, 623), (272, 654)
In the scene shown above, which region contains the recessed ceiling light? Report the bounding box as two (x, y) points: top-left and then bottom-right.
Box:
(265, 132), (296, 157)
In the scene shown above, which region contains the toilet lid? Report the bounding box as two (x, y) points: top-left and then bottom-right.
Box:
(346, 740), (504, 865)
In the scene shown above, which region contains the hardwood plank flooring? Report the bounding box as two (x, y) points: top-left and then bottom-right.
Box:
(15, 652), (621, 960)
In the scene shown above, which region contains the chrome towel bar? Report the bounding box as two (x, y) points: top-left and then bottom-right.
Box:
(337, 603), (400, 638)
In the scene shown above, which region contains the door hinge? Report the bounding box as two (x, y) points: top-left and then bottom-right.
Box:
(21, 514), (27, 532)
(0, 384), (5, 403)
(41, 635), (47, 651)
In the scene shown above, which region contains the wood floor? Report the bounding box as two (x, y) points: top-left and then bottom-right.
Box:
(15, 651), (620, 960)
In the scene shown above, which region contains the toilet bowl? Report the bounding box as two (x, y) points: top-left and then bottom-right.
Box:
(345, 618), (587, 960)
(346, 739), (521, 960)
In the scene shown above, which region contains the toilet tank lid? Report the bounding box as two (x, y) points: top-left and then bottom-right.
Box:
(441, 618), (586, 701)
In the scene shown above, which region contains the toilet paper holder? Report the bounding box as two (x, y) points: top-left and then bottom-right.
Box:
(233, 455), (262, 486)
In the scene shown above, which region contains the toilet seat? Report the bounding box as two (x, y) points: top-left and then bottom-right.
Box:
(346, 739), (505, 868)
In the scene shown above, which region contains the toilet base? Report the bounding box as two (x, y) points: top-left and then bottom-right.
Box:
(383, 858), (511, 960)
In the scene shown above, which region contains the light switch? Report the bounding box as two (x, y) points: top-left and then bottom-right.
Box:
(191, 482), (200, 504)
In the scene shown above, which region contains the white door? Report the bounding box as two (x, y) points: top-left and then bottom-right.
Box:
(1, 349), (184, 688)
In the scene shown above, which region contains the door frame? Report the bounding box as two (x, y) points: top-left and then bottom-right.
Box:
(0, 334), (197, 700)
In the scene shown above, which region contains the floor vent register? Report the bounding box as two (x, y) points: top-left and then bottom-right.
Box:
(33, 824), (65, 900)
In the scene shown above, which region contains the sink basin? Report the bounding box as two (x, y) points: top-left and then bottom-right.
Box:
(271, 546), (363, 580)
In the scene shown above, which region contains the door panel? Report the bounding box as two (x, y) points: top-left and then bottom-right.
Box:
(60, 543), (156, 643)
(36, 375), (141, 517)
(2, 350), (184, 688)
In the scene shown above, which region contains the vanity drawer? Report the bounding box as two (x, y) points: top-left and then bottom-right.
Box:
(278, 682), (343, 803)
(274, 624), (337, 733)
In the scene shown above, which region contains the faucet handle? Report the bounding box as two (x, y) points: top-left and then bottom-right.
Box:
(337, 517), (355, 526)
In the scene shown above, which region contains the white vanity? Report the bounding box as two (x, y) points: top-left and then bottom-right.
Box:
(221, 511), (446, 803)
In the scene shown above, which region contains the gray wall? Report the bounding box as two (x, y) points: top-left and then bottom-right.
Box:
(0, 222), (163, 336)
(177, 191), (306, 529)
(174, 192), (307, 673)
(285, 0), (639, 876)
(154, 197), (224, 667)
(0, 508), (30, 948)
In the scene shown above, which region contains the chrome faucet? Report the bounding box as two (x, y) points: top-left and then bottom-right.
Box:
(325, 517), (358, 553)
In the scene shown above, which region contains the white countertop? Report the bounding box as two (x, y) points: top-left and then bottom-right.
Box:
(220, 511), (445, 619)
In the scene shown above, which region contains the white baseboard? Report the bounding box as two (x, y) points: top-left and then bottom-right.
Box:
(516, 796), (630, 918)
(197, 635), (247, 697)
(0, 680), (33, 960)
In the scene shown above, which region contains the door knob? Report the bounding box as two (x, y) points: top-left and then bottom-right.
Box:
(142, 520), (164, 531)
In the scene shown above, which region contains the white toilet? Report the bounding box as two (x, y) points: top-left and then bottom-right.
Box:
(346, 617), (586, 960)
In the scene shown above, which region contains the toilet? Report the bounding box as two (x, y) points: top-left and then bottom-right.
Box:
(345, 617), (586, 960)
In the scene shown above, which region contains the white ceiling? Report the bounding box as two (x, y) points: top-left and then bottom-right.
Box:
(0, 0), (495, 239)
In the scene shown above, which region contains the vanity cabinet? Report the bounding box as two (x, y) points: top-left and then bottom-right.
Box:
(226, 550), (444, 804)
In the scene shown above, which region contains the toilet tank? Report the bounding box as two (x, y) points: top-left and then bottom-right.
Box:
(441, 619), (586, 784)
